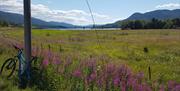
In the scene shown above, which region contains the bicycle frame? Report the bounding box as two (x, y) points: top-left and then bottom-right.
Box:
(13, 45), (31, 80)
(16, 49), (27, 76)
(11, 45), (38, 81)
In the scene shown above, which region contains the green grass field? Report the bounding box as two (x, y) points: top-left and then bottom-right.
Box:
(0, 27), (180, 91)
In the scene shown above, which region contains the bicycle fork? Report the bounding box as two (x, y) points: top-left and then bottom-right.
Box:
(17, 51), (30, 88)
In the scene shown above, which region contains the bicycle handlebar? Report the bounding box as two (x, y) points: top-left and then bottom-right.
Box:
(13, 45), (23, 50)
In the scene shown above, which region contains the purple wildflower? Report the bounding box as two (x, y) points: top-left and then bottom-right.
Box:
(86, 72), (97, 84)
(113, 77), (120, 87)
(138, 84), (144, 91)
(87, 60), (96, 70)
(142, 83), (152, 91)
(72, 69), (82, 78)
(168, 80), (177, 90)
(117, 65), (131, 79)
(42, 58), (49, 67)
(90, 72), (96, 80)
(47, 51), (52, 59)
(172, 84), (180, 91)
(52, 55), (61, 65)
(159, 85), (165, 91)
(106, 63), (115, 74)
(120, 81), (126, 91)
(96, 78), (103, 88)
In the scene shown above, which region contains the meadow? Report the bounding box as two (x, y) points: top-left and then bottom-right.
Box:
(0, 27), (180, 91)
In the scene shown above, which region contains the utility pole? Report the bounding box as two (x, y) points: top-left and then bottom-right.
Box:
(24, 0), (31, 81)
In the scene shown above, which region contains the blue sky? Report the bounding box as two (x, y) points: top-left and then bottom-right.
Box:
(0, 0), (180, 25)
(33, 0), (180, 19)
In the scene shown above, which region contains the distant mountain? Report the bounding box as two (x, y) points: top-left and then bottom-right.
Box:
(1, 9), (180, 29)
(0, 11), (76, 28)
(102, 9), (180, 28)
(126, 9), (180, 20)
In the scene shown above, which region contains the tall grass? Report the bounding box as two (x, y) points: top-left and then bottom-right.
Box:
(0, 28), (180, 90)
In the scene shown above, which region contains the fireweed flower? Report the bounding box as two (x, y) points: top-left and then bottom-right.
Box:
(159, 84), (165, 91)
(42, 50), (49, 58)
(96, 77), (103, 88)
(113, 77), (120, 87)
(22, 50), (179, 91)
(168, 80), (177, 90)
(120, 81), (126, 91)
(83, 59), (97, 73)
(141, 83), (152, 91)
(87, 60), (96, 70)
(127, 78), (139, 90)
(107, 64), (115, 73)
(90, 72), (96, 80)
(145, 83), (152, 91)
(47, 51), (52, 59)
(86, 72), (97, 84)
(127, 77), (133, 87)
(42, 58), (49, 67)
(42, 50), (52, 59)
(137, 84), (144, 91)
(117, 65), (130, 79)
(172, 84), (180, 91)
(52, 55), (61, 65)
(72, 69), (82, 78)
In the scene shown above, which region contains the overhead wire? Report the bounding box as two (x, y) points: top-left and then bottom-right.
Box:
(85, 0), (101, 47)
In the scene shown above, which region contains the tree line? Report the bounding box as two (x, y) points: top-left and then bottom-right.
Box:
(121, 18), (180, 30)
(0, 20), (20, 27)
(0, 20), (9, 27)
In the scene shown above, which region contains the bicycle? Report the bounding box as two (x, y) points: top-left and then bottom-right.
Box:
(0, 45), (38, 79)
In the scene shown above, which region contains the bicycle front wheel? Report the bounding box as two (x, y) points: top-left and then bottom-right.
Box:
(0, 58), (16, 78)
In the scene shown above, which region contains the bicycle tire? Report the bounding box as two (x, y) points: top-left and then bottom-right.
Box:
(0, 58), (16, 78)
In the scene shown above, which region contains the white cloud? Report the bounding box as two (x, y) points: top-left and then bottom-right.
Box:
(156, 3), (180, 9)
(0, 0), (112, 25)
